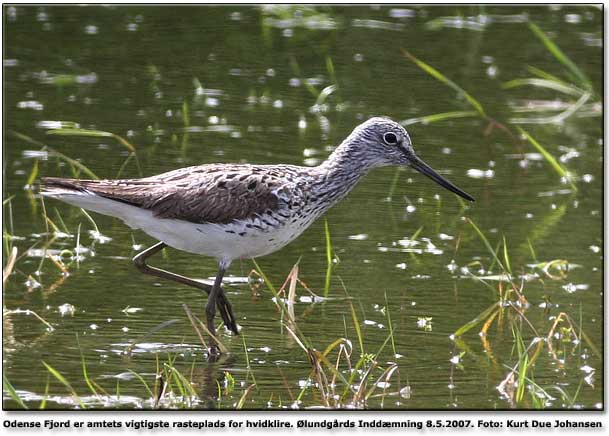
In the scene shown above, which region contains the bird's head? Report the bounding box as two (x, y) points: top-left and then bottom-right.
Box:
(348, 117), (475, 202)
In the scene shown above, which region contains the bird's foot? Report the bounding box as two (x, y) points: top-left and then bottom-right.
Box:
(216, 290), (239, 335)
(207, 342), (221, 358)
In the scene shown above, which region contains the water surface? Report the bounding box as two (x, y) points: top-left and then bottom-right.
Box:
(3, 5), (603, 410)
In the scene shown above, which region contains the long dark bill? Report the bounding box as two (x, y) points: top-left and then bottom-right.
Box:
(409, 155), (475, 202)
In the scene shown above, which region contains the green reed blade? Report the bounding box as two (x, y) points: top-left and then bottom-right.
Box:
(528, 22), (592, 91)
(290, 56), (320, 98)
(515, 338), (528, 403)
(321, 337), (350, 357)
(76, 334), (98, 397)
(236, 384), (257, 409)
(252, 258), (278, 297)
(26, 159), (39, 187)
(47, 128), (136, 152)
(325, 55), (336, 84)
(487, 240), (501, 273)
(164, 364), (186, 398)
(374, 329), (394, 359)
(127, 370), (154, 399)
(8, 130), (48, 148)
(79, 208), (99, 233)
(400, 110), (478, 126)
(242, 333), (252, 369)
(551, 91), (591, 123)
(384, 292), (396, 356)
(527, 65), (568, 85)
(467, 218), (505, 272)
(402, 50), (485, 116)
(502, 78), (584, 97)
(42, 361), (86, 409)
(526, 238), (538, 263)
(47, 128), (114, 138)
(48, 148), (99, 180)
(115, 152), (136, 179)
(53, 207), (70, 234)
(317, 351), (354, 390)
(111, 134), (137, 153)
(385, 167), (402, 201)
(517, 127), (577, 191)
(170, 364), (198, 398)
(454, 302), (499, 337)
(323, 219), (333, 296)
(349, 302), (364, 355)
(40, 374), (50, 410)
(502, 236), (512, 274)
(315, 84), (337, 107)
(182, 99), (190, 127)
(579, 328), (601, 358)
(3, 375), (28, 409)
(340, 353), (368, 401)
(124, 319), (181, 355)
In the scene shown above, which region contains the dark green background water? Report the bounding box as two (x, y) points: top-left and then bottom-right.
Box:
(3, 5), (603, 409)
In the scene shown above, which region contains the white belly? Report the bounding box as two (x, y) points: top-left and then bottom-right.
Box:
(47, 191), (313, 263)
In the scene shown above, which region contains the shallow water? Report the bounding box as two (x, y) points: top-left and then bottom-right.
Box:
(3, 5), (603, 410)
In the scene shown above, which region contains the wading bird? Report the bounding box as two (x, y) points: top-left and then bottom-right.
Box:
(42, 117), (474, 352)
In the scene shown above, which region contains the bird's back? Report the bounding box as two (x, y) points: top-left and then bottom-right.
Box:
(42, 163), (311, 224)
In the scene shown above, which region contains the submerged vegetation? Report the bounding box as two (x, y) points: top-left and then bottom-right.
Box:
(3, 5), (602, 410)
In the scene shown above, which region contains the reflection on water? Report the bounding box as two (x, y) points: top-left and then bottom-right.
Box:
(3, 5), (603, 409)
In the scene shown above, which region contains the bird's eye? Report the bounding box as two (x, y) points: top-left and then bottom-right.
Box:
(383, 132), (398, 145)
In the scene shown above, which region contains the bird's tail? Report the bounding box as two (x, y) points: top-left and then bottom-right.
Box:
(40, 177), (137, 224)
(41, 177), (93, 196)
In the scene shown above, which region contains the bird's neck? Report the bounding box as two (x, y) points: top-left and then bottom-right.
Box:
(311, 139), (378, 205)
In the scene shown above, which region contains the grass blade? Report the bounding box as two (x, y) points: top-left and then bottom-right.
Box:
(115, 152), (137, 179)
(236, 384), (257, 409)
(528, 22), (592, 91)
(314, 84), (337, 107)
(467, 218), (505, 272)
(47, 128), (136, 152)
(76, 334), (98, 397)
(400, 110), (478, 126)
(3, 375), (28, 409)
(325, 55), (336, 84)
(527, 65), (568, 84)
(3, 246), (18, 285)
(454, 302), (499, 337)
(550, 91), (591, 123)
(402, 50), (485, 116)
(349, 302), (364, 355)
(517, 127), (577, 190)
(284, 323), (308, 353)
(313, 349), (354, 394)
(182, 304), (208, 350)
(323, 219), (334, 297)
(42, 361), (86, 408)
(127, 369), (154, 399)
(8, 130), (48, 148)
(384, 292), (396, 356)
(252, 259), (278, 297)
(80, 208), (100, 233)
(47, 148), (99, 180)
(124, 319), (180, 354)
(26, 159), (39, 187)
(502, 236), (512, 274)
(40, 374), (50, 409)
(502, 78), (584, 97)
(188, 310), (229, 354)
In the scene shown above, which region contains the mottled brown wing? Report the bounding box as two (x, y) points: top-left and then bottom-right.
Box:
(42, 164), (288, 224)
